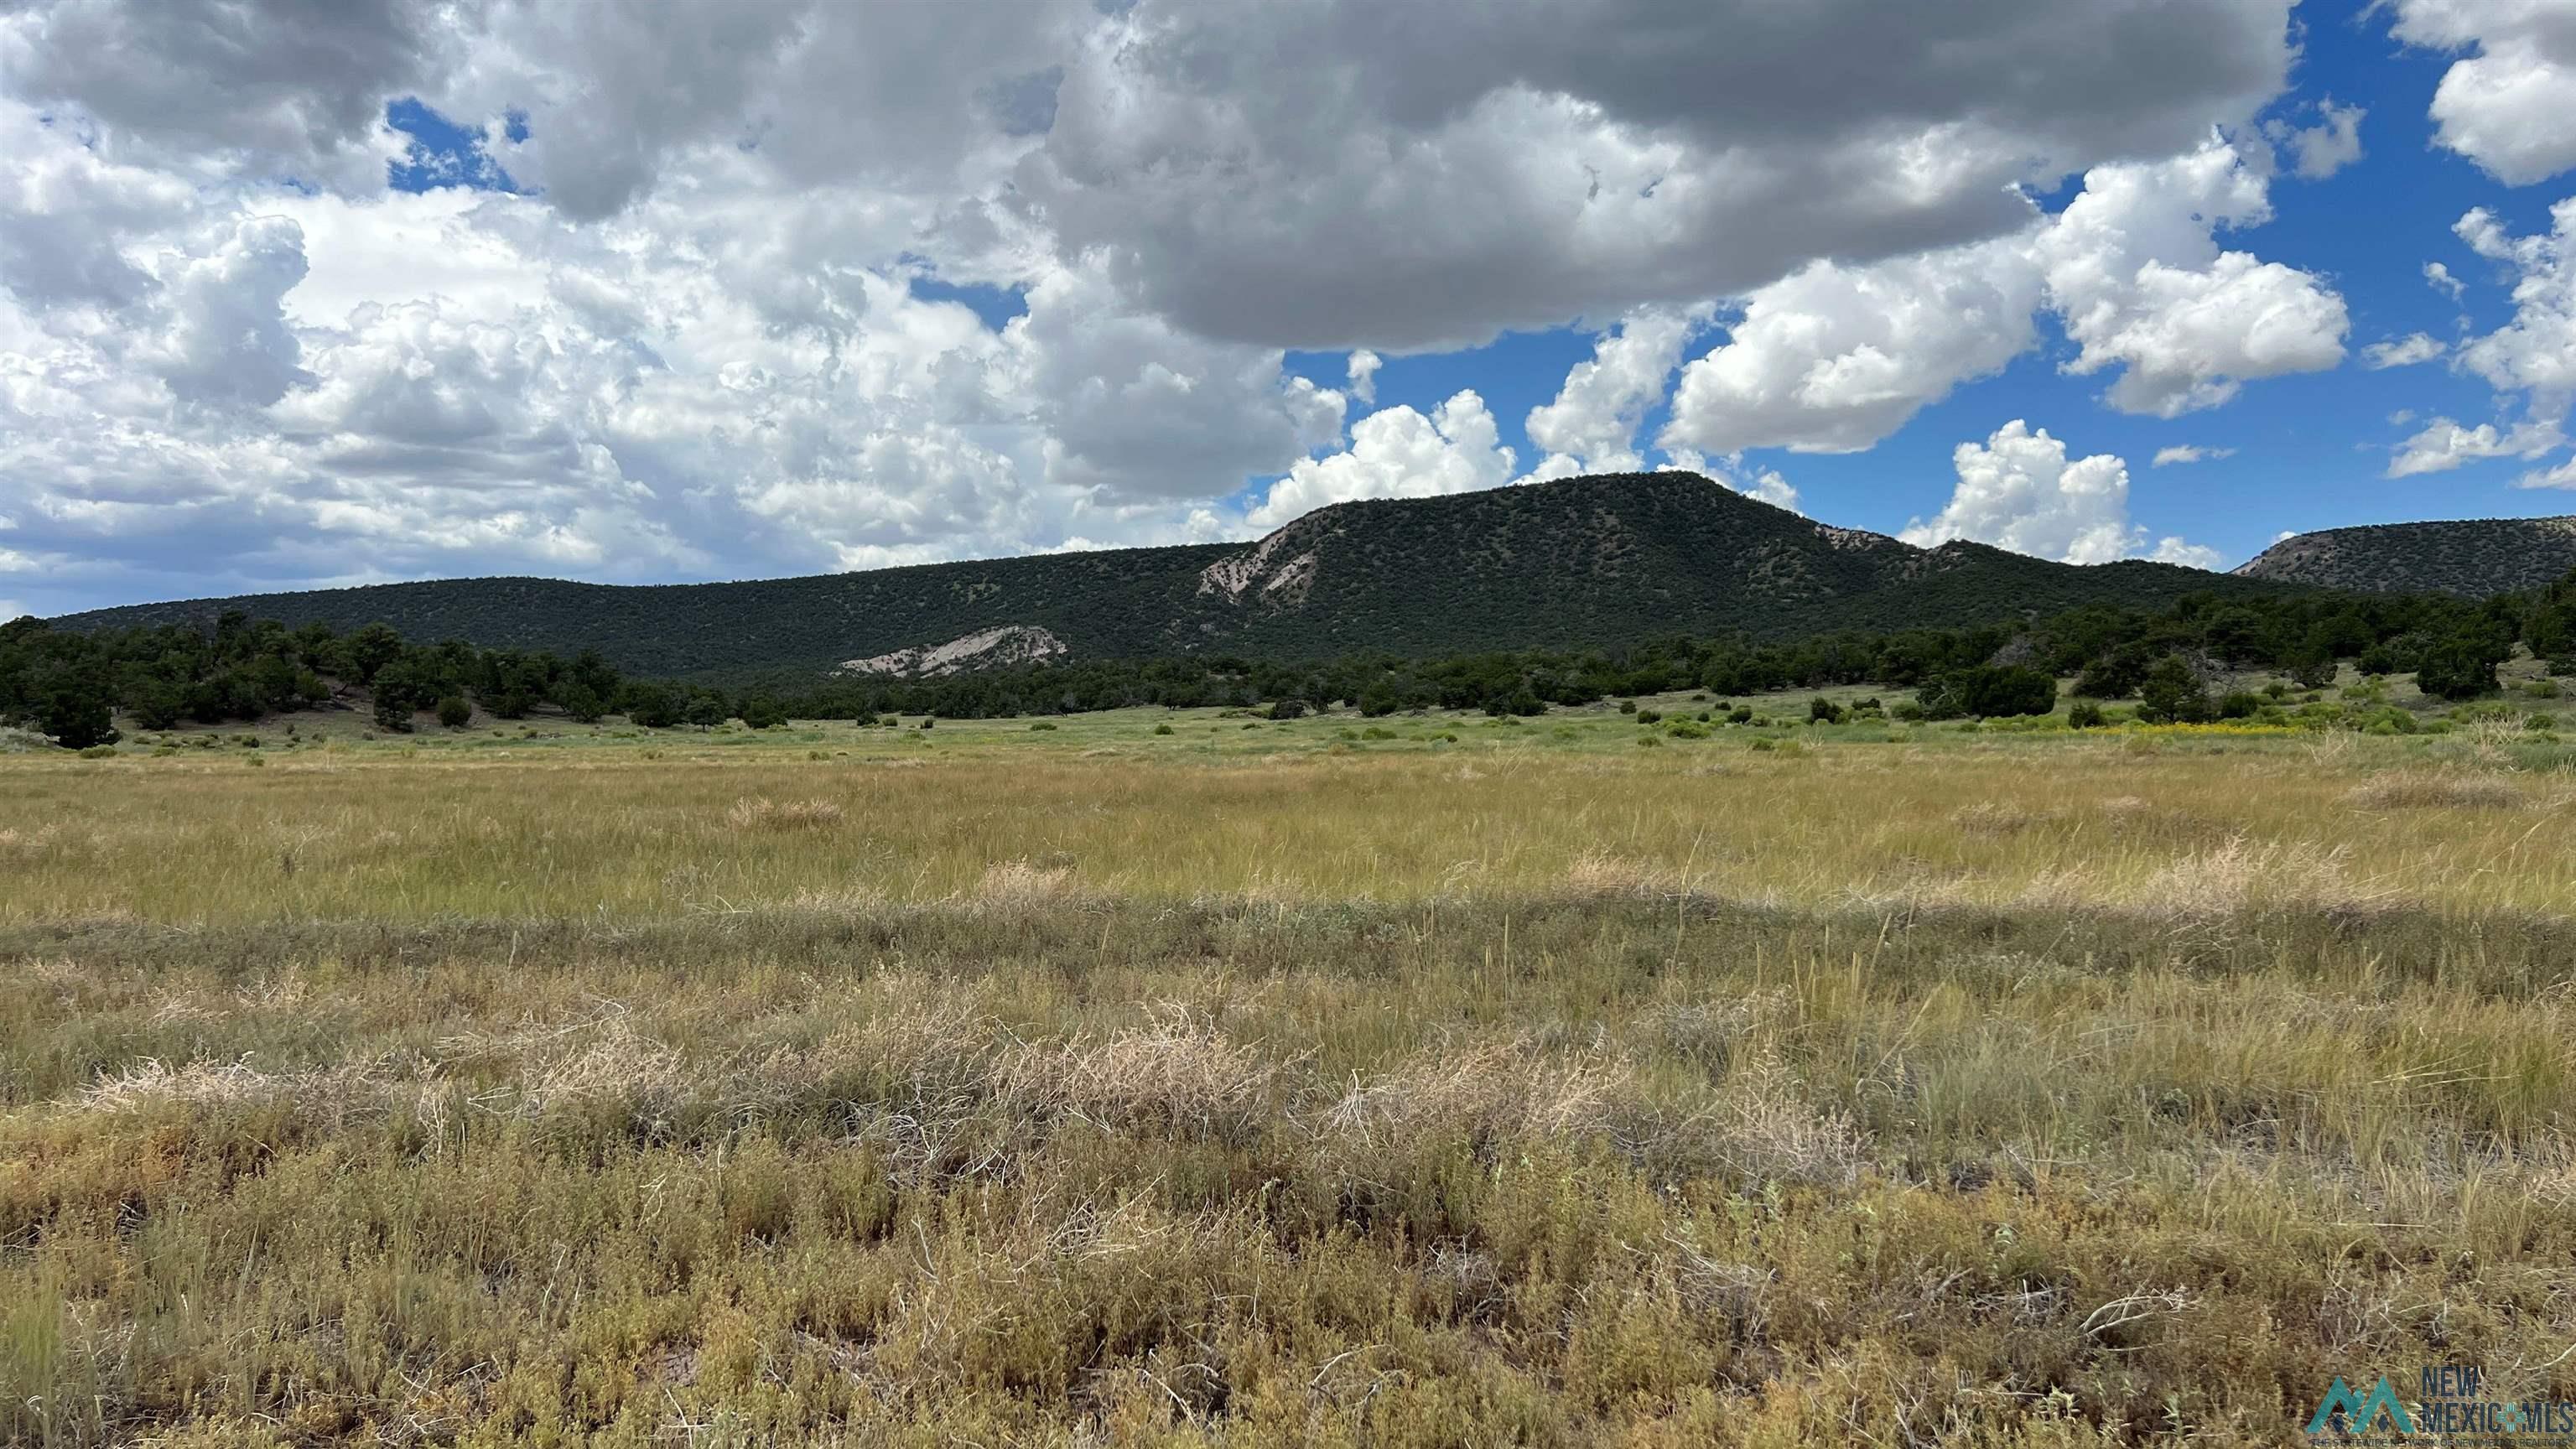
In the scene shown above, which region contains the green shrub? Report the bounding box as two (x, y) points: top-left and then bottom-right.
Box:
(1634, 709), (1662, 725)
(2073, 649), (2148, 699)
(2216, 691), (2260, 720)
(1919, 665), (2058, 719)
(2417, 636), (2506, 700)
(1153, 723), (1176, 735)
(36, 675), (120, 750)
(2068, 701), (2107, 729)
(2287, 648), (2339, 691)
(435, 695), (473, 730)
(2136, 655), (2214, 724)
(1665, 720), (1710, 740)
(77, 743), (117, 759)
(1807, 696), (1845, 724)
(1727, 705), (1754, 724)
(1028, 720), (1057, 731)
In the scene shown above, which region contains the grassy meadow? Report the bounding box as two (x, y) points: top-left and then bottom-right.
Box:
(7, 699), (2576, 1445)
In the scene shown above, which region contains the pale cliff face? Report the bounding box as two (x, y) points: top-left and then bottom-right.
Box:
(839, 626), (1069, 678)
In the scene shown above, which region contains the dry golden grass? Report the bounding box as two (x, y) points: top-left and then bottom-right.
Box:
(721, 795), (847, 831)
(2341, 770), (2532, 810)
(4, 728), (2575, 1445)
(2, 732), (2569, 922)
(974, 858), (1083, 910)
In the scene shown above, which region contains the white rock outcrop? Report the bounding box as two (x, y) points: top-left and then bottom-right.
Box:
(836, 625), (1068, 678)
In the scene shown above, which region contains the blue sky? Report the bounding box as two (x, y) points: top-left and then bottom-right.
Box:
(3, 0), (2573, 618)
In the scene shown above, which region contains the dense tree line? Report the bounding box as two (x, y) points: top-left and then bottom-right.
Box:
(7, 575), (2571, 749)
(0, 611), (646, 749)
(761, 577), (2557, 723)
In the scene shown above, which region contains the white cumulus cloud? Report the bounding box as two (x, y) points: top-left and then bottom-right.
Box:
(2035, 137), (2348, 417)
(1901, 419), (2215, 567)
(2518, 456), (2576, 490)
(2388, 418), (2564, 477)
(2452, 201), (2576, 400)
(2263, 98), (2366, 179)
(1244, 390), (1514, 531)
(1661, 136), (2345, 456)
(1524, 305), (1707, 477)
(2363, 333), (2449, 369)
(1659, 240), (2040, 455)
(2394, 200), (2576, 484)
(2388, 0), (2576, 184)
(1345, 349), (1380, 405)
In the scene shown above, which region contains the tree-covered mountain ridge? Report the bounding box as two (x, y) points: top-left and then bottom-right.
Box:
(2235, 515), (2576, 595)
(54, 471), (2302, 678)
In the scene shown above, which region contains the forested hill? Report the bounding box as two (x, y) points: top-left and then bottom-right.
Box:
(52, 472), (2297, 678)
(2235, 516), (2576, 595)
(49, 550), (1233, 680)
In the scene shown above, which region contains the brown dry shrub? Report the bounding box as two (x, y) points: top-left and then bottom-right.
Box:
(1564, 850), (1682, 899)
(76, 1055), (409, 1131)
(1634, 992), (1789, 1077)
(1317, 1041), (1635, 1155)
(1951, 802), (2057, 837)
(516, 1020), (689, 1123)
(1687, 1057), (1867, 1187)
(724, 797), (845, 831)
(2137, 835), (2389, 917)
(1018, 1005), (1286, 1145)
(973, 860), (1079, 910)
(2342, 772), (2527, 811)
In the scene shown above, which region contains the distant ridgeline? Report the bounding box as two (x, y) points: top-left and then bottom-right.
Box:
(50, 472), (2307, 681)
(9, 538), (2576, 752)
(2235, 516), (2576, 595)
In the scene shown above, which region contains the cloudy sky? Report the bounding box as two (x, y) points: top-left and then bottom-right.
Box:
(3, 0), (2573, 620)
